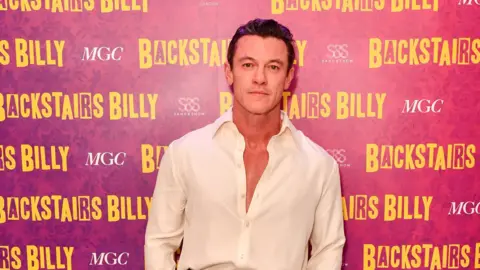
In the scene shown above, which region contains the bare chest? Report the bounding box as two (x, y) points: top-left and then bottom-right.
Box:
(243, 148), (269, 211)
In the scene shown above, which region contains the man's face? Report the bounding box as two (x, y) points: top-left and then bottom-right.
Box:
(225, 35), (294, 115)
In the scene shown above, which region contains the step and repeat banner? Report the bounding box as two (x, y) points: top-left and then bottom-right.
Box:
(1, 0), (480, 269)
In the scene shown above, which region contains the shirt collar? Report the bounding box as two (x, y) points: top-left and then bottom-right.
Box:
(212, 106), (300, 146)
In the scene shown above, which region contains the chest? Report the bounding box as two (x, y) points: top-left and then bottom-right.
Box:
(183, 148), (322, 217)
(243, 148), (269, 189)
(243, 148), (269, 209)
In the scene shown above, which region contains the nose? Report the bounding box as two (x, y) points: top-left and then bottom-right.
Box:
(253, 67), (266, 85)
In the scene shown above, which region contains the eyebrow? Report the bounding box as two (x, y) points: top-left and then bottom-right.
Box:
(238, 56), (285, 66)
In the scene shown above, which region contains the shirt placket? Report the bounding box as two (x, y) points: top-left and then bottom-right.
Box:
(235, 135), (277, 265)
(235, 136), (246, 217)
(246, 145), (275, 219)
(234, 135), (250, 264)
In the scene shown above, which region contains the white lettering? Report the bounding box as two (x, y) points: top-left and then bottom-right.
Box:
(82, 47), (124, 61)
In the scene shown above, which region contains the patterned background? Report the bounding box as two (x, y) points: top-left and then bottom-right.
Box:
(1, 0), (480, 269)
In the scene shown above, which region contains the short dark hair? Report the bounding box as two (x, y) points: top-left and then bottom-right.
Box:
(227, 18), (296, 71)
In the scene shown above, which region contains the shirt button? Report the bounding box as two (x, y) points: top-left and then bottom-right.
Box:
(245, 221), (250, 227)
(241, 194), (245, 199)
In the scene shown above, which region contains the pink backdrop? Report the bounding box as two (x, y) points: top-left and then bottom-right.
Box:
(1, 0), (480, 269)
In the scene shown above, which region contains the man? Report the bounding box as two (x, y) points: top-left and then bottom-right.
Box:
(145, 18), (346, 270)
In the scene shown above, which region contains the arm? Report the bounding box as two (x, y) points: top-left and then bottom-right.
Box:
(307, 160), (346, 269)
(144, 143), (186, 270)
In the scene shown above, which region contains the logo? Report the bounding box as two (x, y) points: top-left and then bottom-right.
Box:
(402, 99), (444, 113)
(174, 97), (205, 116)
(449, 201), (480, 215)
(327, 149), (351, 167)
(448, 198), (480, 215)
(90, 252), (129, 266)
(323, 44), (353, 64)
(85, 152), (126, 166)
(458, 0), (480, 5)
(82, 47), (124, 61)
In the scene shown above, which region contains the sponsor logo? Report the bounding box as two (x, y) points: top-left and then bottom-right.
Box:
(322, 44), (353, 64)
(327, 149), (351, 167)
(402, 99), (444, 113)
(85, 152), (127, 166)
(90, 252), (129, 266)
(82, 47), (124, 61)
(458, 0), (480, 5)
(449, 200), (480, 215)
(175, 97), (205, 116)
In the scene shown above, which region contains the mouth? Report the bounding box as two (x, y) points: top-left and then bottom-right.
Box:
(249, 91), (269, 95)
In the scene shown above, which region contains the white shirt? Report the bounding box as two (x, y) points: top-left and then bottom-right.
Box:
(144, 107), (346, 270)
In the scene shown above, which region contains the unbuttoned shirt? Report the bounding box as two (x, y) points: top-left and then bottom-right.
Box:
(144, 108), (346, 270)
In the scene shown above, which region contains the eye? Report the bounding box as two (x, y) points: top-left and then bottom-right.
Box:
(269, 65), (280, 70)
(242, 63), (253, 68)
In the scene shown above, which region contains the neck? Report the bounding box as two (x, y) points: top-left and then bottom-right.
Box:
(232, 102), (282, 148)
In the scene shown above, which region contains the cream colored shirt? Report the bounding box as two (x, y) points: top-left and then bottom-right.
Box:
(145, 108), (345, 270)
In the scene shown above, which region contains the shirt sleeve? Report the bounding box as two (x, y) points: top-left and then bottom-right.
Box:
(307, 160), (346, 269)
(144, 142), (186, 270)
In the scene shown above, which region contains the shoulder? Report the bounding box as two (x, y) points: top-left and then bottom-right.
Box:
(166, 122), (216, 156)
(293, 131), (341, 196)
(294, 130), (338, 173)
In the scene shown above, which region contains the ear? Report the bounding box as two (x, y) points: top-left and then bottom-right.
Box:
(224, 61), (234, 86)
(284, 66), (295, 89)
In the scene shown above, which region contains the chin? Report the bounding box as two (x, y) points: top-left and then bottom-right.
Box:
(242, 102), (274, 115)
(234, 95), (277, 115)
